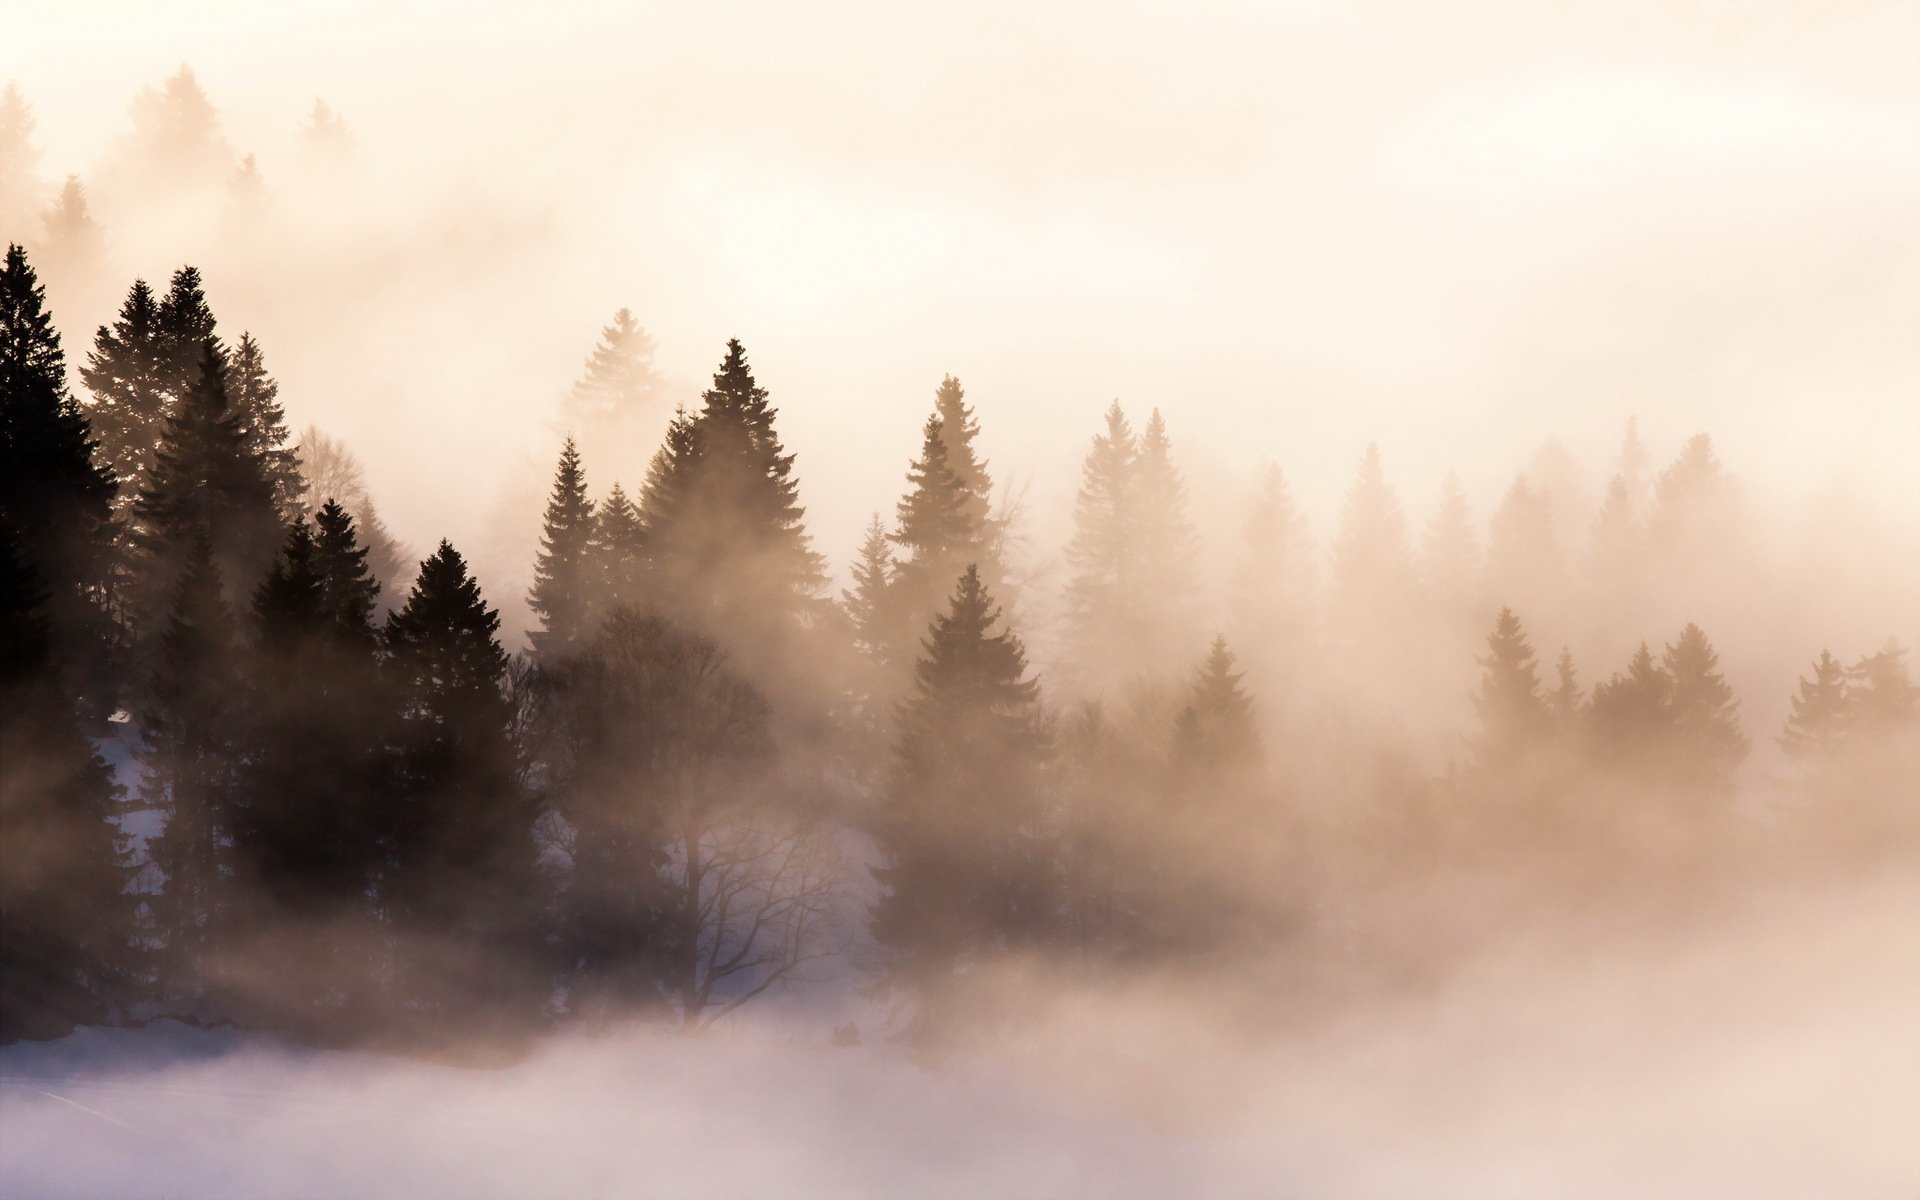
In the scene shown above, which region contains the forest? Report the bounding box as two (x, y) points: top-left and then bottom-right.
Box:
(1, 49), (1916, 1128)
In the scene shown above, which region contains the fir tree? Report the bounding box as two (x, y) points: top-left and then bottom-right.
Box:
(1779, 650), (1849, 764)
(1171, 636), (1262, 781)
(871, 566), (1051, 995)
(594, 481), (646, 613)
(1469, 608), (1549, 770)
(311, 499), (382, 637)
(115, 66), (230, 195)
(0, 245), (116, 683)
(0, 84), (42, 230)
(843, 511), (895, 669)
(1421, 472), (1481, 617)
(296, 426), (408, 601)
(1129, 409), (1201, 670)
(1229, 463), (1316, 690)
(40, 177), (103, 275)
(1661, 622), (1747, 797)
(380, 542), (536, 1014)
(1588, 473), (1643, 591)
(79, 279), (169, 499)
(1649, 433), (1739, 558)
(1061, 401), (1138, 695)
(296, 99), (352, 170)
(224, 333), (303, 520)
(1328, 442), (1415, 648)
(1486, 474), (1562, 623)
(886, 415), (982, 668)
(527, 437), (599, 658)
(0, 523), (130, 1041)
(562, 308), (662, 461)
(155, 266), (218, 402)
(140, 535), (239, 1006)
(1846, 641), (1918, 737)
(1590, 641), (1672, 771)
(127, 338), (282, 641)
(1614, 416), (1651, 511)
(1546, 645), (1584, 732)
(932, 375), (995, 546)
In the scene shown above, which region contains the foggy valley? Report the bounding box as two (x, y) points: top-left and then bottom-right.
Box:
(2, 2), (1918, 1197)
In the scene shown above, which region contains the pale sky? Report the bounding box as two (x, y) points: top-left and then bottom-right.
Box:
(6, 0), (1917, 568)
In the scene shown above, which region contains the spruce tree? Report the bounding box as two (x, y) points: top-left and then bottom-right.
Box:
(1129, 409), (1202, 671)
(1469, 608), (1549, 770)
(1779, 650), (1849, 764)
(225, 333), (303, 520)
(0, 244), (116, 683)
(528, 437), (599, 658)
(1846, 641), (1918, 738)
(931, 375), (995, 548)
(155, 266), (218, 403)
(1649, 433), (1739, 558)
(1061, 401), (1137, 695)
(380, 542), (536, 1014)
(140, 534), (239, 1007)
(311, 499), (382, 635)
(40, 177), (103, 282)
(1661, 622), (1747, 797)
(1170, 636), (1262, 781)
(296, 426), (408, 600)
(127, 337), (283, 640)
(115, 67), (230, 196)
(0, 523), (130, 1041)
(594, 481), (646, 613)
(79, 278), (170, 497)
(1421, 472), (1481, 618)
(1546, 645), (1584, 733)
(886, 415), (981, 669)
(871, 566), (1051, 995)
(1328, 442), (1415, 649)
(1486, 475), (1562, 619)
(843, 511), (895, 670)
(0, 84), (42, 231)
(1588, 473), (1643, 593)
(1229, 463), (1316, 691)
(1589, 642), (1672, 774)
(562, 308), (662, 462)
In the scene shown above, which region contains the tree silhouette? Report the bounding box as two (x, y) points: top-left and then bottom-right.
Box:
(528, 437), (599, 659)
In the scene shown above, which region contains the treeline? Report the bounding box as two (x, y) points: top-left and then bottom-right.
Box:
(2, 239), (1916, 1050)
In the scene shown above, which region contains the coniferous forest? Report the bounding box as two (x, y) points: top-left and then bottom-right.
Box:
(2, 21), (1918, 1196)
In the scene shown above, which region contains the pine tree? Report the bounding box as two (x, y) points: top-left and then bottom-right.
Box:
(932, 376), (994, 537)
(127, 338), (282, 641)
(1649, 433), (1739, 558)
(562, 308), (662, 462)
(1486, 474), (1562, 621)
(843, 512), (895, 669)
(79, 278), (169, 500)
(1229, 463), (1316, 690)
(295, 426), (408, 601)
(0, 245), (116, 684)
(1846, 641), (1918, 737)
(1170, 636), (1262, 780)
(296, 99), (352, 170)
(594, 481), (646, 613)
(1661, 623), (1747, 797)
(1129, 409), (1202, 670)
(1588, 473), (1643, 592)
(1589, 641), (1672, 772)
(0, 84), (43, 230)
(114, 66), (230, 196)
(140, 534), (239, 1007)
(1061, 401), (1137, 696)
(40, 177), (103, 276)
(224, 333), (303, 520)
(527, 437), (600, 658)
(311, 500), (382, 636)
(155, 266), (218, 403)
(380, 542), (536, 1014)
(1328, 442), (1415, 648)
(886, 415), (982, 668)
(0, 523), (130, 1041)
(871, 566), (1051, 995)
(1468, 608), (1549, 770)
(637, 341), (825, 656)
(1779, 650), (1849, 764)
(1614, 416), (1651, 511)
(1546, 645), (1584, 732)
(1420, 472), (1481, 617)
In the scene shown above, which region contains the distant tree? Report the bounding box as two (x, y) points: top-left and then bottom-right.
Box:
(296, 99), (352, 170)
(527, 437), (599, 659)
(1129, 409), (1202, 663)
(1468, 608), (1549, 771)
(0, 245), (117, 684)
(0, 83), (43, 230)
(1171, 636), (1262, 782)
(113, 66), (230, 196)
(1328, 443), (1416, 649)
(380, 542), (538, 1018)
(594, 481), (646, 612)
(932, 376), (996, 551)
(1486, 474), (1562, 622)
(1420, 472), (1481, 619)
(1588, 473), (1643, 594)
(1060, 401), (1137, 695)
(562, 308), (663, 465)
(139, 534), (240, 1008)
(0, 524), (131, 1041)
(871, 566), (1052, 1004)
(1546, 645), (1584, 733)
(224, 333), (302, 519)
(885, 415), (984, 671)
(79, 278), (169, 499)
(295, 426), (407, 600)
(1229, 463), (1316, 698)
(843, 511), (895, 672)
(1661, 622), (1747, 797)
(1613, 416), (1651, 512)
(1648, 434), (1740, 559)
(127, 338), (283, 641)
(1779, 650), (1849, 765)
(1588, 643), (1672, 779)
(1846, 641), (1917, 738)
(39, 177), (103, 277)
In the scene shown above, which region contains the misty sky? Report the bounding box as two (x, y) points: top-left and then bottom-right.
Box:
(7, 0), (1917, 565)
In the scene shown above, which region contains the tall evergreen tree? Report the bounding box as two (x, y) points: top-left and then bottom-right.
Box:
(1486, 474), (1563, 622)
(311, 499), (382, 634)
(885, 415), (983, 670)
(871, 566), (1051, 997)
(39, 177), (103, 278)
(155, 266), (218, 400)
(0, 523), (130, 1041)
(1661, 622), (1747, 797)
(1589, 642), (1672, 774)
(594, 481), (646, 613)
(1779, 650), (1849, 765)
(127, 338), (282, 642)
(1129, 409), (1202, 668)
(1228, 463), (1317, 701)
(1170, 636), (1262, 781)
(1546, 645), (1584, 733)
(1846, 641), (1918, 738)
(79, 278), (170, 497)
(527, 437), (599, 658)
(562, 308), (663, 462)
(224, 333), (302, 520)
(843, 511), (895, 670)
(1649, 433), (1740, 559)
(1328, 443), (1415, 649)
(0, 244), (116, 682)
(0, 84), (43, 231)
(1421, 472), (1481, 619)
(296, 425), (407, 601)
(1468, 608), (1549, 770)
(139, 534), (240, 1007)
(380, 542), (537, 1016)
(112, 66), (230, 197)
(931, 375), (995, 547)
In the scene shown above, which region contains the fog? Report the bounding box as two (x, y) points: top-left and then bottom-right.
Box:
(3, 2), (1918, 1196)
